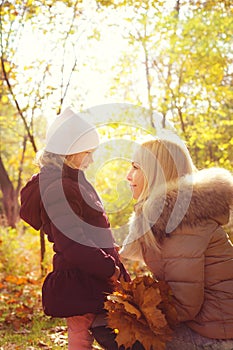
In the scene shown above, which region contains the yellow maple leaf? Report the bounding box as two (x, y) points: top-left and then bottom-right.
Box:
(108, 312), (138, 349)
(141, 287), (167, 334)
(157, 281), (179, 329)
(107, 294), (141, 319)
(104, 275), (178, 350)
(134, 324), (166, 350)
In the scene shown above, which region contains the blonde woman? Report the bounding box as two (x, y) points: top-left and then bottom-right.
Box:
(120, 137), (233, 350)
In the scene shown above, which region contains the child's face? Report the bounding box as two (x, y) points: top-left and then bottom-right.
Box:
(66, 149), (95, 170)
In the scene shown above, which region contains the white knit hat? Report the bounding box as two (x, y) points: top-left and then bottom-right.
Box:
(45, 107), (99, 155)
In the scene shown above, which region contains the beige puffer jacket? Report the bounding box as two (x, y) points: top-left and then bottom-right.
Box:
(121, 168), (233, 339)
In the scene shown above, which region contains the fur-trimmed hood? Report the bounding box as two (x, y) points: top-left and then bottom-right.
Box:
(122, 168), (233, 255)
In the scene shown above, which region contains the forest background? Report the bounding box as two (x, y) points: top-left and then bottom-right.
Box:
(0, 0), (233, 348)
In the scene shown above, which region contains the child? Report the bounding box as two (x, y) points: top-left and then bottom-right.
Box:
(20, 107), (130, 350)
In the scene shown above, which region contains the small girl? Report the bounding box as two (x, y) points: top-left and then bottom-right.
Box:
(20, 107), (130, 350)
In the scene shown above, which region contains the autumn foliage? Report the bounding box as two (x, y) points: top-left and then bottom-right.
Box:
(104, 275), (178, 350)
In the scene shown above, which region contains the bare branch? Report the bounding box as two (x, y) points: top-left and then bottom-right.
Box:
(0, 57), (38, 153)
(16, 135), (27, 194)
(59, 0), (80, 112)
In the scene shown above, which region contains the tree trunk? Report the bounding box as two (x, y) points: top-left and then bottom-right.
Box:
(0, 156), (19, 227)
(40, 229), (46, 277)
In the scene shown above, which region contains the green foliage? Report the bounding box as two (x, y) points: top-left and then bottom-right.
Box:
(108, 0), (233, 170)
(1, 0), (232, 347)
(0, 223), (40, 276)
(2, 0), (232, 175)
(0, 106), (42, 186)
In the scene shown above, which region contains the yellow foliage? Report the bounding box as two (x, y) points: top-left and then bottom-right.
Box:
(1, 95), (8, 103)
(3, 61), (11, 73)
(5, 275), (28, 285)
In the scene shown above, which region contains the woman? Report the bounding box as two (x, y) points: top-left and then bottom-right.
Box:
(120, 137), (233, 350)
(20, 107), (130, 350)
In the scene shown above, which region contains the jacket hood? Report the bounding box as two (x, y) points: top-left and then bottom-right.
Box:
(133, 167), (233, 242)
(20, 173), (42, 230)
(20, 165), (65, 231)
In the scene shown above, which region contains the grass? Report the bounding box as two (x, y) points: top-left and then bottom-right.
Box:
(0, 315), (67, 349)
(0, 301), (104, 349)
(0, 314), (103, 349)
(0, 225), (65, 349)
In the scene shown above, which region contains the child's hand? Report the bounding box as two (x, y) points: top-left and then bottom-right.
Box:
(109, 266), (120, 284)
(114, 243), (120, 252)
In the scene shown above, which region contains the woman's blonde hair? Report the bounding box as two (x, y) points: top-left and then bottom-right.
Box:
(134, 137), (196, 207)
(130, 137), (197, 251)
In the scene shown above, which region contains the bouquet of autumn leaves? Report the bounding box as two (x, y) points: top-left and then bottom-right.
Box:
(104, 275), (179, 350)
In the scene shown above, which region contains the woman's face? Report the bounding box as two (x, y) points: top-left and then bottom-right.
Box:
(66, 149), (95, 170)
(127, 162), (145, 199)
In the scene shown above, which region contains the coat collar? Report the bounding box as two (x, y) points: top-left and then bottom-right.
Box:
(62, 163), (85, 182)
(40, 163), (86, 182)
(130, 167), (233, 242)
